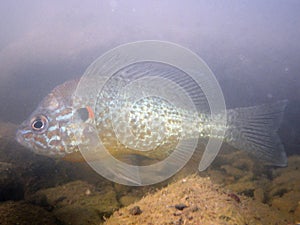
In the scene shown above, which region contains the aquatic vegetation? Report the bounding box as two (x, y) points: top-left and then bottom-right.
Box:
(269, 155), (300, 221)
(104, 175), (290, 225)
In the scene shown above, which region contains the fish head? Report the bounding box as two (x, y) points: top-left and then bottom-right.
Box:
(16, 80), (82, 157)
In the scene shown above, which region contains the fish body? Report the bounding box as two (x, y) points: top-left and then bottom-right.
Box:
(16, 79), (213, 157)
(16, 79), (288, 167)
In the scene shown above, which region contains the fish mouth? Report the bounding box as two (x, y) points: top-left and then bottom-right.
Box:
(15, 129), (35, 151)
(15, 129), (25, 146)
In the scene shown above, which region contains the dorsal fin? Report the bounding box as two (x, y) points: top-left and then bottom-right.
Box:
(52, 79), (79, 104)
(41, 79), (79, 109)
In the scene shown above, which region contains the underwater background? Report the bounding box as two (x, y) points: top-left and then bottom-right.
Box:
(0, 1), (299, 224)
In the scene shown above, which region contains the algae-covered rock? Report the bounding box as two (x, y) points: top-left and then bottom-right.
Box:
(28, 180), (120, 224)
(266, 155), (300, 223)
(54, 205), (101, 225)
(225, 181), (256, 195)
(253, 187), (265, 203)
(269, 156), (300, 197)
(119, 194), (141, 206)
(220, 164), (245, 179)
(104, 175), (291, 225)
(295, 202), (300, 222)
(205, 151), (300, 223)
(0, 201), (57, 225)
(271, 190), (300, 218)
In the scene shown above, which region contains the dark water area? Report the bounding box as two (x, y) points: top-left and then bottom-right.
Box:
(0, 1), (300, 224)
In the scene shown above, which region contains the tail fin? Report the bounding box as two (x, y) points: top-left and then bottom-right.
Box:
(225, 100), (288, 166)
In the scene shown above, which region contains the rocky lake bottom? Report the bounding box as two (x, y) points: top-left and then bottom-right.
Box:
(0, 121), (299, 225)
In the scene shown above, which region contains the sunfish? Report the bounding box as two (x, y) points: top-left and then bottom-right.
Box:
(16, 76), (288, 168)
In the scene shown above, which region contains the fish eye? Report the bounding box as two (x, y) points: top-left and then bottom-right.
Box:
(31, 115), (48, 132)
